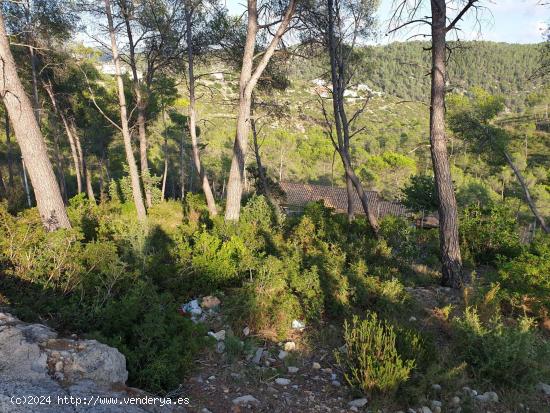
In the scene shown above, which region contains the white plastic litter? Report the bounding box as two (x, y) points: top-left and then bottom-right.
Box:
(291, 320), (305, 330)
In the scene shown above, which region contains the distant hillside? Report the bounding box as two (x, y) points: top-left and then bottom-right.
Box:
(291, 41), (545, 112)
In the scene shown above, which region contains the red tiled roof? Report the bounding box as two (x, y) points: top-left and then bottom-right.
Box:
(280, 182), (409, 218)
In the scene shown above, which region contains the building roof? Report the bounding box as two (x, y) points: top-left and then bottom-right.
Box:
(280, 182), (409, 219)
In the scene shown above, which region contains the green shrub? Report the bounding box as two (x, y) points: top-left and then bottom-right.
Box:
(452, 307), (550, 387)
(226, 255), (302, 339)
(336, 313), (415, 394)
(92, 280), (207, 393)
(460, 204), (522, 265)
(496, 235), (550, 318)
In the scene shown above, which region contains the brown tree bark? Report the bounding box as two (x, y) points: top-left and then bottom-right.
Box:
(49, 112), (68, 203)
(326, 0), (378, 231)
(224, 0), (297, 221)
(120, 0), (152, 208)
(430, 0), (463, 288)
(43, 80), (83, 194)
(185, 1), (217, 216)
(71, 121), (96, 204)
(251, 109), (268, 196)
(345, 174), (355, 222)
(104, 0), (147, 222)
(503, 150), (549, 233)
(4, 110), (14, 186)
(0, 12), (70, 230)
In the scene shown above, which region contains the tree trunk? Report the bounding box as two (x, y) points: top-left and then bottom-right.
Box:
(29, 47), (41, 123)
(224, 0), (296, 221)
(43, 81), (82, 193)
(251, 97), (269, 196)
(121, 1), (152, 208)
(70, 121), (95, 204)
(430, 0), (463, 288)
(49, 112), (68, 203)
(503, 150), (549, 233)
(161, 107), (168, 201)
(345, 173), (354, 222)
(180, 132), (185, 200)
(0, 12), (70, 230)
(4, 110), (14, 186)
(326, 0), (378, 231)
(104, 0), (146, 222)
(185, 2), (217, 216)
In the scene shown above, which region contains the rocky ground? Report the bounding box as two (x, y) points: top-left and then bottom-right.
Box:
(0, 312), (186, 413)
(179, 288), (550, 413)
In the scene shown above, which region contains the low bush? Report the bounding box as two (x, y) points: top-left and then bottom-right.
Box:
(496, 235), (550, 319)
(460, 204), (523, 265)
(336, 313), (415, 394)
(452, 307), (550, 387)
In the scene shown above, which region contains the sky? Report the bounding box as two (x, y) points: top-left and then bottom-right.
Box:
(221, 0), (549, 44)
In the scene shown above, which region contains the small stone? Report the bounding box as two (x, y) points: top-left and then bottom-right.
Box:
(252, 347), (264, 364)
(322, 368), (333, 374)
(288, 366), (299, 373)
(243, 326), (250, 336)
(431, 401), (442, 408)
(331, 373), (337, 381)
(433, 407), (441, 413)
(331, 380), (341, 386)
(208, 330), (226, 341)
(216, 341), (225, 353)
(278, 350), (288, 360)
(283, 341), (296, 352)
(476, 391), (498, 403)
(312, 362), (321, 370)
(409, 316), (417, 322)
(291, 320), (305, 330)
(207, 375), (215, 381)
(536, 382), (550, 395)
(431, 384), (442, 391)
(420, 407), (432, 413)
(201, 296), (221, 309)
(348, 398), (368, 408)
(54, 361), (63, 372)
(450, 396), (461, 406)
(264, 360), (271, 367)
(201, 408), (213, 413)
(232, 395), (260, 406)
(475, 394), (489, 403)
(275, 378), (291, 386)
(350, 407), (358, 412)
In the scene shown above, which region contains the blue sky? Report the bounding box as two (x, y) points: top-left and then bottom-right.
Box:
(222, 0), (549, 44)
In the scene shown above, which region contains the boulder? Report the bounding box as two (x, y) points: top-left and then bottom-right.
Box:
(0, 312), (183, 413)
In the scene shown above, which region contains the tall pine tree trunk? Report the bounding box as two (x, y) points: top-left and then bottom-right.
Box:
(326, 0), (378, 231)
(430, 0), (463, 288)
(104, 0), (146, 222)
(0, 12), (70, 230)
(43, 81), (82, 193)
(225, 0), (296, 221)
(121, 1), (152, 208)
(185, 2), (217, 216)
(4, 110), (14, 186)
(503, 150), (549, 233)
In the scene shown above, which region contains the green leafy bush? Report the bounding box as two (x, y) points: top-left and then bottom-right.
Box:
(92, 281), (207, 393)
(452, 307), (550, 387)
(226, 255), (301, 339)
(336, 313), (415, 394)
(460, 204), (523, 265)
(496, 235), (550, 318)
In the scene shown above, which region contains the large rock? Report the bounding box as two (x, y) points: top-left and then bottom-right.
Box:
(0, 312), (184, 413)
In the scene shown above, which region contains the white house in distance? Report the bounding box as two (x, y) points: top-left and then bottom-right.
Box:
(98, 62), (143, 80)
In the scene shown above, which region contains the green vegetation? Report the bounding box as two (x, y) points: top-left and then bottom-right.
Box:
(336, 313), (415, 394)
